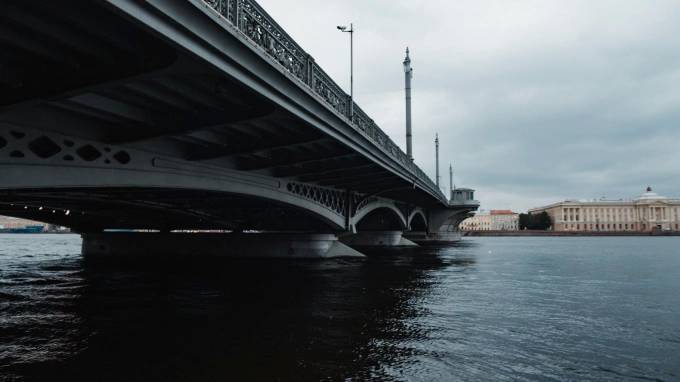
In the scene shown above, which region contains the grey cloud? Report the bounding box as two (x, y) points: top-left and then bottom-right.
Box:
(259, 0), (680, 211)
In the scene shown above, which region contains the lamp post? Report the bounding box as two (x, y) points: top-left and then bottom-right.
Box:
(337, 23), (354, 121)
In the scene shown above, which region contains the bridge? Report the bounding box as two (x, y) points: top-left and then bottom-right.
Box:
(0, 0), (478, 257)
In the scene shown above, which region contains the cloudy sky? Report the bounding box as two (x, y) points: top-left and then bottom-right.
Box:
(259, 0), (680, 212)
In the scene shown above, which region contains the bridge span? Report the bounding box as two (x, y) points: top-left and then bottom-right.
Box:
(0, 0), (478, 257)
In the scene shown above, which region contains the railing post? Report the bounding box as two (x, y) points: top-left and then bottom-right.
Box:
(347, 96), (353, 121)
(235, 0), (242, 30)
(227, 0), (235, 24)
(306, 54), (314, 87)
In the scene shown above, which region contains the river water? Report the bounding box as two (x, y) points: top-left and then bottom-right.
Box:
(0, 234), (679, 381)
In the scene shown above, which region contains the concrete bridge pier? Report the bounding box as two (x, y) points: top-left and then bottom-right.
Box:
(82, 232), (366, 259)
(338, 204), (419, 247)
(403, 208), (472, 245)
(338, 230), (418, 247)
(403, 230), (462, 245)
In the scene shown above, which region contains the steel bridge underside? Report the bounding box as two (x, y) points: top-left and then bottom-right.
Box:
(0, 0), (468, 235)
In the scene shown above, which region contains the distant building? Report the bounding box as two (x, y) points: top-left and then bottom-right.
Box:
(528, 187), (680, 232)
(461, 210), (519, 231)
(0, 216), (47, 230)
(0, 216), (69, 233)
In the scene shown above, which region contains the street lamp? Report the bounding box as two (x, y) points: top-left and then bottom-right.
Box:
(337, 23), (354, 121)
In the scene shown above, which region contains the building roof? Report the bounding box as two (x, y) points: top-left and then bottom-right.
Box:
(528, 187), (679, 212)
(490, 210), (516, 215)
(636, 186), (667, 201)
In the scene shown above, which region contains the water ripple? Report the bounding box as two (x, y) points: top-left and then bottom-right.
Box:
(0, 235), (679, 381)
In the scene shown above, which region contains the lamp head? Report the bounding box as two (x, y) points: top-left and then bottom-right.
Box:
(337, 25), (347, 31)
(403, 46), (412, 73)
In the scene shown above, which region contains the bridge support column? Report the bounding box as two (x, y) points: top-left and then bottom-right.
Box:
(404, 208), (471, 245)
(403, 230), (462, 245)
(338, 230), (418, 247)
(82, 232), (365, 259)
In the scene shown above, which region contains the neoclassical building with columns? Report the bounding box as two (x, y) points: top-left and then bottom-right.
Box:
(529, 187), (680, 232)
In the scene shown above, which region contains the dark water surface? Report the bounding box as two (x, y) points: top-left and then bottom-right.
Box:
(1, 234), (679, 381)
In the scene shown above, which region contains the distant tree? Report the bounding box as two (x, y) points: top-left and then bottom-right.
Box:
(519, 212), (552, 230)
(535, 211), (552, 230)
(519, 213), (530, 230)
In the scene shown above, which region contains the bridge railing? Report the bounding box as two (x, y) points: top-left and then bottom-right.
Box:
(201, 0), (443, 199)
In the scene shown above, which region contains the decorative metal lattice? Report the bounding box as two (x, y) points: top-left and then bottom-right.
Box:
(286, 182), (346, 216)
(0, 127), (132, 166)
(311, 65), (348, 115)
(200, 0), (443, 200)
(354, 196), (378, 214)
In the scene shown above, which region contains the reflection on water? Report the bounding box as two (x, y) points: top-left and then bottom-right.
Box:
(1, 235), (680, 381)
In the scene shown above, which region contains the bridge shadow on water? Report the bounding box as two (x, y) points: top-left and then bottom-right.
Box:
(6, 243), (479, 382)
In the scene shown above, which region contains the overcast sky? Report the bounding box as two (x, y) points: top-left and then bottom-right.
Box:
(258, 0), (680, 212)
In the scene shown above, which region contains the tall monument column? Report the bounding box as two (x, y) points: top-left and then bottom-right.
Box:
(403, 48), (413, 160)
(449, 163), (453, 193)
(435, 134), (440, 188)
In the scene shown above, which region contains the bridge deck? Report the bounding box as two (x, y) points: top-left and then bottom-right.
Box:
(0, 0), (475, 233)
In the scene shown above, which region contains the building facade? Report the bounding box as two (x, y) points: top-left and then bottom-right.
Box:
(0, 216), (46, 230)
(528, 187), (680, 232)
(461, 210), (519, 231)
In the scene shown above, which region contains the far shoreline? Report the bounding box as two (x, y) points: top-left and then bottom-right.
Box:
(464, 230), (680, 237)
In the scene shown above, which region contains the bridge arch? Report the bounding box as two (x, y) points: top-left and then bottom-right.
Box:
(408, 209), (428, 232)
(0, 126), (349, 232)
(352, 200), (407, 231)
(429, 209), (475, 233)
(0, 170), (347, 232)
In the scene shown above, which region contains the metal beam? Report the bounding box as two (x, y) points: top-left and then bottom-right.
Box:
(326, 175), (400, 189)
(220, 137), (333, 162)
(0, 24), (80, 69)
(291, 163), (376, 180)
(1, 4), (117, 62)
(311, 168), (388, 185)
(255, 153), (360, 172)
(273, 156), (367, 177)
(239, 144), (352, 171)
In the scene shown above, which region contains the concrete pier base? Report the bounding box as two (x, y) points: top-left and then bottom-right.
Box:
(403, 231), (462, 245)
(82, 232), (365, 259)
(339, 230), (418, 247)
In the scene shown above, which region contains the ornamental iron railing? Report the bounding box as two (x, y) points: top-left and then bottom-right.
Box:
(201, 0), (443, 199)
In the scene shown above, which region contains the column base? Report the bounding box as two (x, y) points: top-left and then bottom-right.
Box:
(338, 230), (418, 247)
(82, 232), (365, 259)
